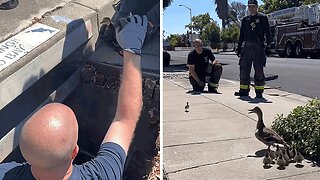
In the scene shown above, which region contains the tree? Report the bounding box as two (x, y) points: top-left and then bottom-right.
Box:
(165, 34), (189, 47)
(259, 0), (313, 14)
(301, 0), (319, 5)
(214, 0), (229, 29)
(202, 21), (221, 50)
(260, 0), (318, 14)
(221, 24), (240, 50)
(185, 13), (221, 48)
(185, 13), (212, 37)
(227, 2), (246, 28)
(163, 0), (173, 9)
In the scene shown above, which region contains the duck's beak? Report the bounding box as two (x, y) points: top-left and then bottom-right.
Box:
(248, 108), (255, 113)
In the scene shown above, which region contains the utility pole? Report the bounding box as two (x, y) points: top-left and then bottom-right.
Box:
(179, 4), (193, 48)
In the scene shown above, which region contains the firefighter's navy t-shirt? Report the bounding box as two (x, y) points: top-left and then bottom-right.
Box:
(0, 142), (126, 180)
(187, 48), (215, 81)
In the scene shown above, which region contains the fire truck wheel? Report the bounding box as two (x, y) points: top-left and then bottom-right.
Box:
(294, 43), (304, 58)
(285, 43), (293, 58)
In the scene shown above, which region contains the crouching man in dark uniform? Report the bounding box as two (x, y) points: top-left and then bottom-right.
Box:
(235, 0), (271, 99)
(187, 39), (223, 93)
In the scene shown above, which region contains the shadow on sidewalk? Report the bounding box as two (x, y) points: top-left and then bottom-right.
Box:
(163, 64), (188, 73)
(238, 96), (273, 104)
(186, 90), (222, 95)
(247, 149), (267, 158)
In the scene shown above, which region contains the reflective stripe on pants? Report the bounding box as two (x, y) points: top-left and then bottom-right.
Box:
(208, 82), (219, 88)
(240, 84), (249, 90)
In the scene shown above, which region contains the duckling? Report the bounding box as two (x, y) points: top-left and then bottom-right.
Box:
(294, 150), (304, 165)
(288, 146), (295, 159)
(263, 152), (273, 167)
(185, 102), (189, 113)
(275, 145), (281, 158)
(282, 149), (290, 165)
(277, 153), (286, 169)
(286, 148), (293, 162)
(267, 145), (277, 160)
(249, 107), (288, 148)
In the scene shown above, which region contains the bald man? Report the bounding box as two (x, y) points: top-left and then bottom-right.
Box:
(0, 14), (148, 180)
(187, 39), (223, 93)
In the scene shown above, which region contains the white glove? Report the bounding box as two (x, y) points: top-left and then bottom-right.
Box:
(116, 14), (148, 55)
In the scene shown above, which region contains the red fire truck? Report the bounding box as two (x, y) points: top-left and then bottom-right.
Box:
(268, 3), (320, 58)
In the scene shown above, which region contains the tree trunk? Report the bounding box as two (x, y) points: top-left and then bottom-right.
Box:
(222, 19), (226, 29)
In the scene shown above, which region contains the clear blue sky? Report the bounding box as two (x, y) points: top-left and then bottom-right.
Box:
(163, 0), (263, 37)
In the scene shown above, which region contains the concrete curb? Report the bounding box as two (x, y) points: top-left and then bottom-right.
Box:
(0, 0), (116, 111)
(0, 0), (116, 161)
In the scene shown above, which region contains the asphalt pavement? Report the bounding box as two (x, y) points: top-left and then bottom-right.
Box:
(167, 51), (320, 98)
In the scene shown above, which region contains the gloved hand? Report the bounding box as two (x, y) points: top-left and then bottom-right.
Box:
(116, 14), (148, 56)
(236, 47), (242, 58)
(198, 80), (205, 87)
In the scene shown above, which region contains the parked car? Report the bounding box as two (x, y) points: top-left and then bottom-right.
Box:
(163, 50), (171, 67)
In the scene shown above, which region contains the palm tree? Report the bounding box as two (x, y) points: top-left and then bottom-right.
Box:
(214, 0), (229, 29)
(163, 0), (173, 9)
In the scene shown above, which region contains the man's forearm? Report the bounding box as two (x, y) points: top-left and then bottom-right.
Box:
(115, 51), (143, 122)
(103, 14), (147, 154)
(189, 68), (201, 82)
(103, 51), (143, 152)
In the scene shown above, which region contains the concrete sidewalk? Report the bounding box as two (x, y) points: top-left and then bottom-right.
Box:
(163, 72), (320, 180)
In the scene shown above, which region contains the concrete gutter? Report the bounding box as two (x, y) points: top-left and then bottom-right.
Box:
(0, 0), (116, 161)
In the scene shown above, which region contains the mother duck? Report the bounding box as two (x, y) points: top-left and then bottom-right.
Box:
(249, 107), (288, 148)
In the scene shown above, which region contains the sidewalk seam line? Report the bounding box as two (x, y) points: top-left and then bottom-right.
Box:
(167, 156), (246, 174)
(163, 116), (238, 123)
(163, 137), (253, 148)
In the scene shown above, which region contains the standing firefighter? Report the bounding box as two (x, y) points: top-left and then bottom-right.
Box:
(235, 0), (271, 99)
(187, 39), (223, 93)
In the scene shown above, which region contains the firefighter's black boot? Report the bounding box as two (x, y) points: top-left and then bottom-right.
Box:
(255, 87), (264, 99)
(255, 93), (263, 99)
(234, 90), (249, 97)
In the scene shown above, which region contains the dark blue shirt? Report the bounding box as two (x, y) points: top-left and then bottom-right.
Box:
(0, 142), (126, 180)
(187, 48), (216, 81)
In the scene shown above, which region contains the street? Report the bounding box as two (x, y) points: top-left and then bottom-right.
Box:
(166, 51), (320, 98)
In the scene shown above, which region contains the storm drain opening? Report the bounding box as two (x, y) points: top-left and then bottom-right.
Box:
(63, 62), (160, 179)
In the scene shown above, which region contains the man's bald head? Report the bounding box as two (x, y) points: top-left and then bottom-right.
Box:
(194, 39), (203, 54)
(20, 103), (79, 170)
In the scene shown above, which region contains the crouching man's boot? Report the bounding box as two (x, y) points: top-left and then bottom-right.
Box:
(208, 82), (219, 93)
(208, 86), (219, 94)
